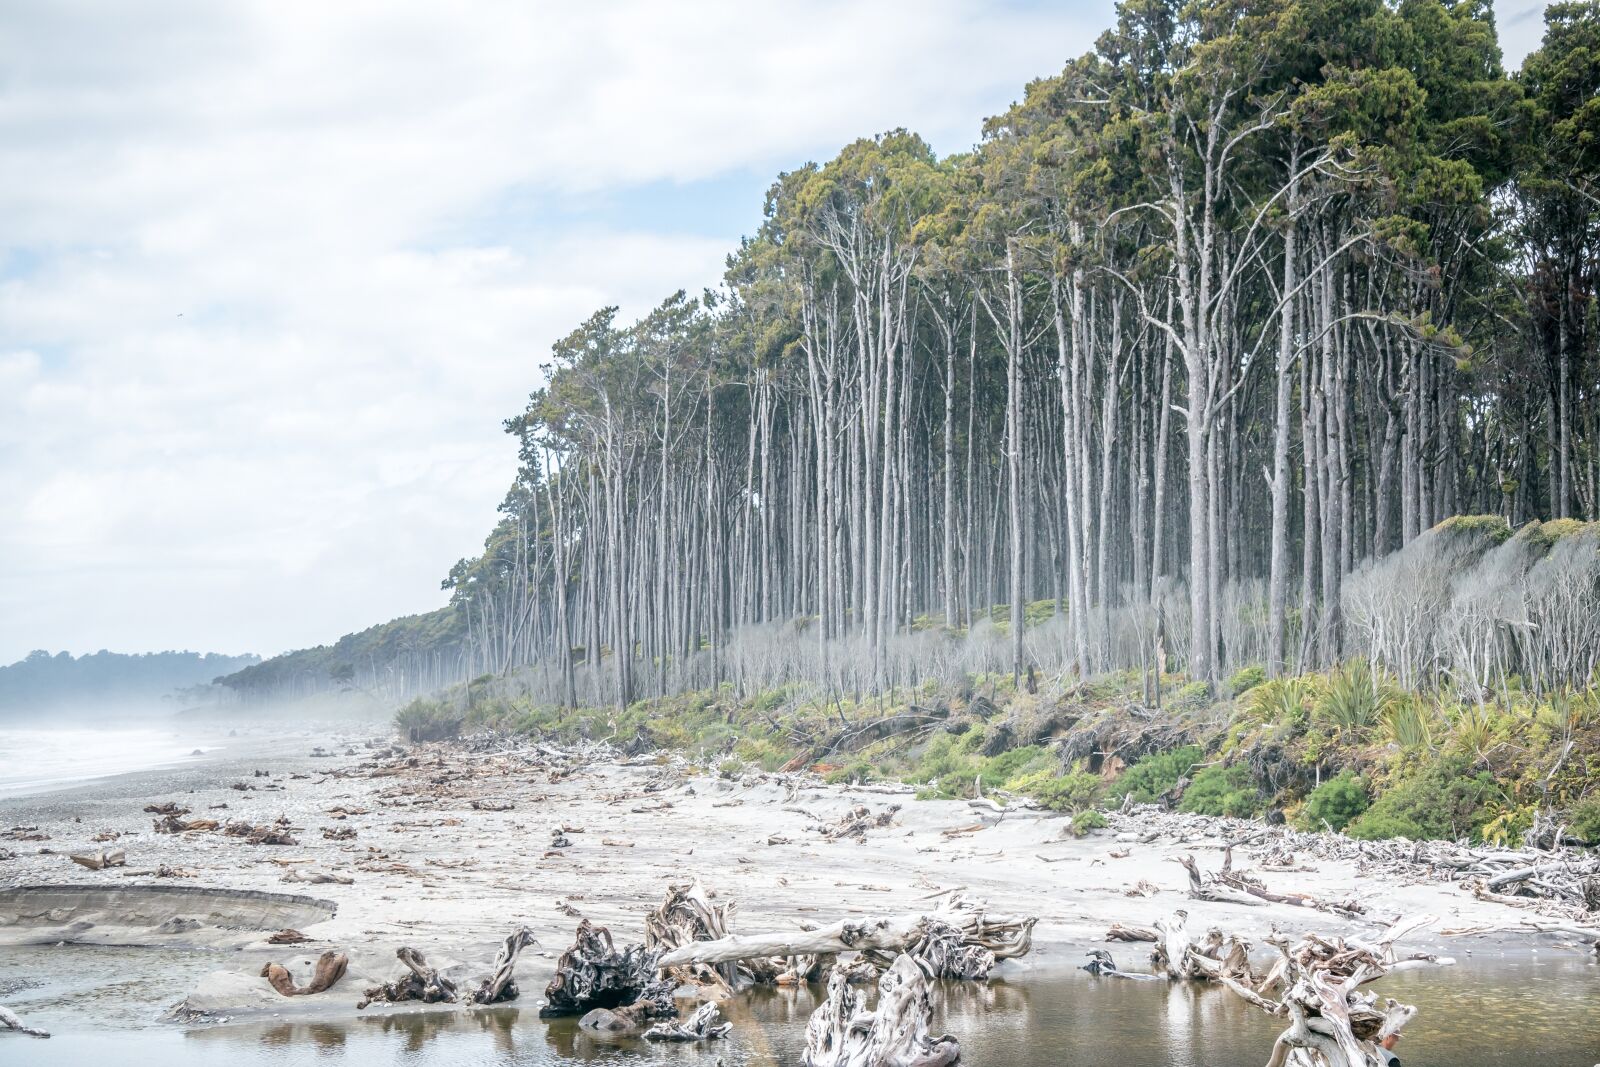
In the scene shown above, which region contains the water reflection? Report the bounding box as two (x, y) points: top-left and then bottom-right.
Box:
(9, 957), (1596, 1067)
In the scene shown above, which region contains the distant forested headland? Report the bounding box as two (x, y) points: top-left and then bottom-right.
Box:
(0, 650), (261, 715)
(225, 0), (1600, 717)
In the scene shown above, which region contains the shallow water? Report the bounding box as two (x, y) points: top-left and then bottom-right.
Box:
(2, 946), (1596, 1066)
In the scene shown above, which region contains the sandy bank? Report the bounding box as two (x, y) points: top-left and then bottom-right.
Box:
(2, 730), (1595, 1026)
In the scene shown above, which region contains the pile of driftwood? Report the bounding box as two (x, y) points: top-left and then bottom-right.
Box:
(354, 927), (541, 1009)
(1090, 909), (1436, 1067)
(1110, 806), (1600, 925)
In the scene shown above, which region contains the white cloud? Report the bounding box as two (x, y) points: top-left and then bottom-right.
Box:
(0, 0), (1114, 661)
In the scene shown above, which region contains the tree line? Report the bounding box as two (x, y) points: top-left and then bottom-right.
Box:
(236, 0), (1600, 710)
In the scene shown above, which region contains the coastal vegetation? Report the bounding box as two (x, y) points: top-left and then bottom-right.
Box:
(234, 0), (1600, 850)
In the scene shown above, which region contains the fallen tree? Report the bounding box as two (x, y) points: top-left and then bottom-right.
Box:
(803, 954), (959, 1067)
(1176, 853), (1364, 918)
(656, 894), (1034, 975)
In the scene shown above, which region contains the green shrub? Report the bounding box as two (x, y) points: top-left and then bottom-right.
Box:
(1008, 768), (1101, 812)
(1068, 808), (1107, 835)
(1568, 797), (1600, 844)
(1179, 765), (1261, 818)
(1345, 757), (1497, 841)
(394, 698), (463, 742)
(824, 759), (877, 785)
(1112, 745), (1203, 804)
(1228, 665), (1267, 696)
(1298, 773), (1368, 831)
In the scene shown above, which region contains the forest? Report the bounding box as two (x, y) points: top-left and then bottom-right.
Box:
(0, 649), (260, 714)
(223, 0), (1600, 840)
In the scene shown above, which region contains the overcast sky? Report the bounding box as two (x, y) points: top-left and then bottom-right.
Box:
(0, 1), (1555, 664)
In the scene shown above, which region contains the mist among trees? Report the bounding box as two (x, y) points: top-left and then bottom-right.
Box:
(0, 649), (260, 715)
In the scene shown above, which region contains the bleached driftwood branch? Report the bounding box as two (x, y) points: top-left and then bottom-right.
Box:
(0, 1004), (49, 1039)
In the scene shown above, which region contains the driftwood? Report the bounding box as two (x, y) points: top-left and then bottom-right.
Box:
(1112, 806), (1600, 924)
(224, 820), (298, 845)
(822, 804), (902, 842)
(657, 894), (1034, 974)
(144, 801), (190, 816)
(1152, 909), (1433, 1067)
(803, 954), (959, 1067)
(0, 1004), (49, 1039)
(280, 867), (353, 885)
(358, 947), (458, 1008)
(1178, 851), (1365, 918)
(467, 927), (538, 1004)
(643, 1001), (732, 1042)
(153, 815), (219, 834)
(69, 848), (126, 871)
(261, 952), (349, 996)
(1105, 922), (1159, 942)
(646, 881), (779, 990)
(865, 916), (994, 979)
(542, 919), (673, 1019)
(1082, 948), (1160, 980)
(267, 929), (312, 944)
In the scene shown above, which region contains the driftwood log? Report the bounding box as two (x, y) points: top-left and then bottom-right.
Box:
(643, 1001), (732, 1042)
(803, 954), (959, 1067)
(1177, 853), (1365, 918)
(0, 1004), (49, 1039)
(68, 848), (126, 871)
(261, 952), (349, 997)
(358, 947), (458, 1009)
(542, 919), (673, 1019)
(468, 927), (538, 1004)
(657, 894), (1034, 975)
(280, 866), (353, 885)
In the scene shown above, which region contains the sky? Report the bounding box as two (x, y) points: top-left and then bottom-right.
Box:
(0, 1), (1557, 665)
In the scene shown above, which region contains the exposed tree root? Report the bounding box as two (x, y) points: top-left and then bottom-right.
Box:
(803, 954), (960, 1067)
(467, 927), (538, 1004)
(1145, 909), (1434, 1066)
(645, 881), (776, 991)
(358, 947), (458, 1009)
(541, 919), (674, 1019)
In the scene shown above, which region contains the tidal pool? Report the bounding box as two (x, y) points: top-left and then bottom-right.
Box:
(1, 946), (1595, 1066)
